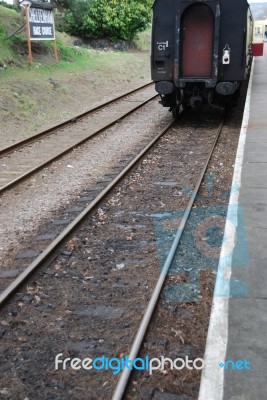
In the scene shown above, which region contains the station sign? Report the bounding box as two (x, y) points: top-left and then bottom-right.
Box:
(28, 7), (55, 40)
(20, 1), (58, 64)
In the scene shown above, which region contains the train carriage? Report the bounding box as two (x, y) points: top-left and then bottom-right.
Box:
(151, 0), (254, 117)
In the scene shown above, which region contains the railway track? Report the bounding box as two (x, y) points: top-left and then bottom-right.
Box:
(0, 82), (156, 195)
(0, 119), (174, 305)
(0, 107), (239, 400)
(112, 118), (225, 400)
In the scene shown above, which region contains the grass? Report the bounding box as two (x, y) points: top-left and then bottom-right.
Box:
(0, 3), (19, 19)
(0, 5), (22, 62)
(134, 28), (151, 52)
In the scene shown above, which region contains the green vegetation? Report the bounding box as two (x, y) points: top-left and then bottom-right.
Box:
(57, 0), (153, 41)
(0, 4), (151, 72)
(0, 1), (19, 12)
(0, 5), (150, 79)
(0, 5), (22, 62)
(134, 28), (151, 52)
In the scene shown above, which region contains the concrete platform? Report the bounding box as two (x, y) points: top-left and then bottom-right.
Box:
(199, 45), (267, 400)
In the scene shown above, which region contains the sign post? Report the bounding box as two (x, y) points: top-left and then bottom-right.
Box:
(53, 39), (58, 62)
(20, 1), (33, 65)
(20, 0), (58, 64)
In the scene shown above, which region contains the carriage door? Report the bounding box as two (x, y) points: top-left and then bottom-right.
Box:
(181, 4), (214, 78)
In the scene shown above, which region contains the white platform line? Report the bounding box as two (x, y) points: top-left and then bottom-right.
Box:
(198, 59), (255, 400)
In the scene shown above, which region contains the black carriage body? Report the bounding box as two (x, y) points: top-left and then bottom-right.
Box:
(151, 0), (252, 109)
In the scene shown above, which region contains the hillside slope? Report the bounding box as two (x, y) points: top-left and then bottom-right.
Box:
(0, 5), (152, 146)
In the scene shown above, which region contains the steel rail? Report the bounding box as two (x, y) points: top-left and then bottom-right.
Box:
(0, 120), (174, 306)
(111, 119), (225, 400)
(0, 93), (158, 195)
(0, 82), (153, 158)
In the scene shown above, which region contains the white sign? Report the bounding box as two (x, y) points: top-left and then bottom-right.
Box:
(28, 7), (55, 40)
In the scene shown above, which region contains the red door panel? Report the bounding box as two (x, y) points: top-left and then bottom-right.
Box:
(181, 4), (214, 78)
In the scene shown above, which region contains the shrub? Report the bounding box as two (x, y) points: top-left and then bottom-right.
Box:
(60, 0), (153, 42)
